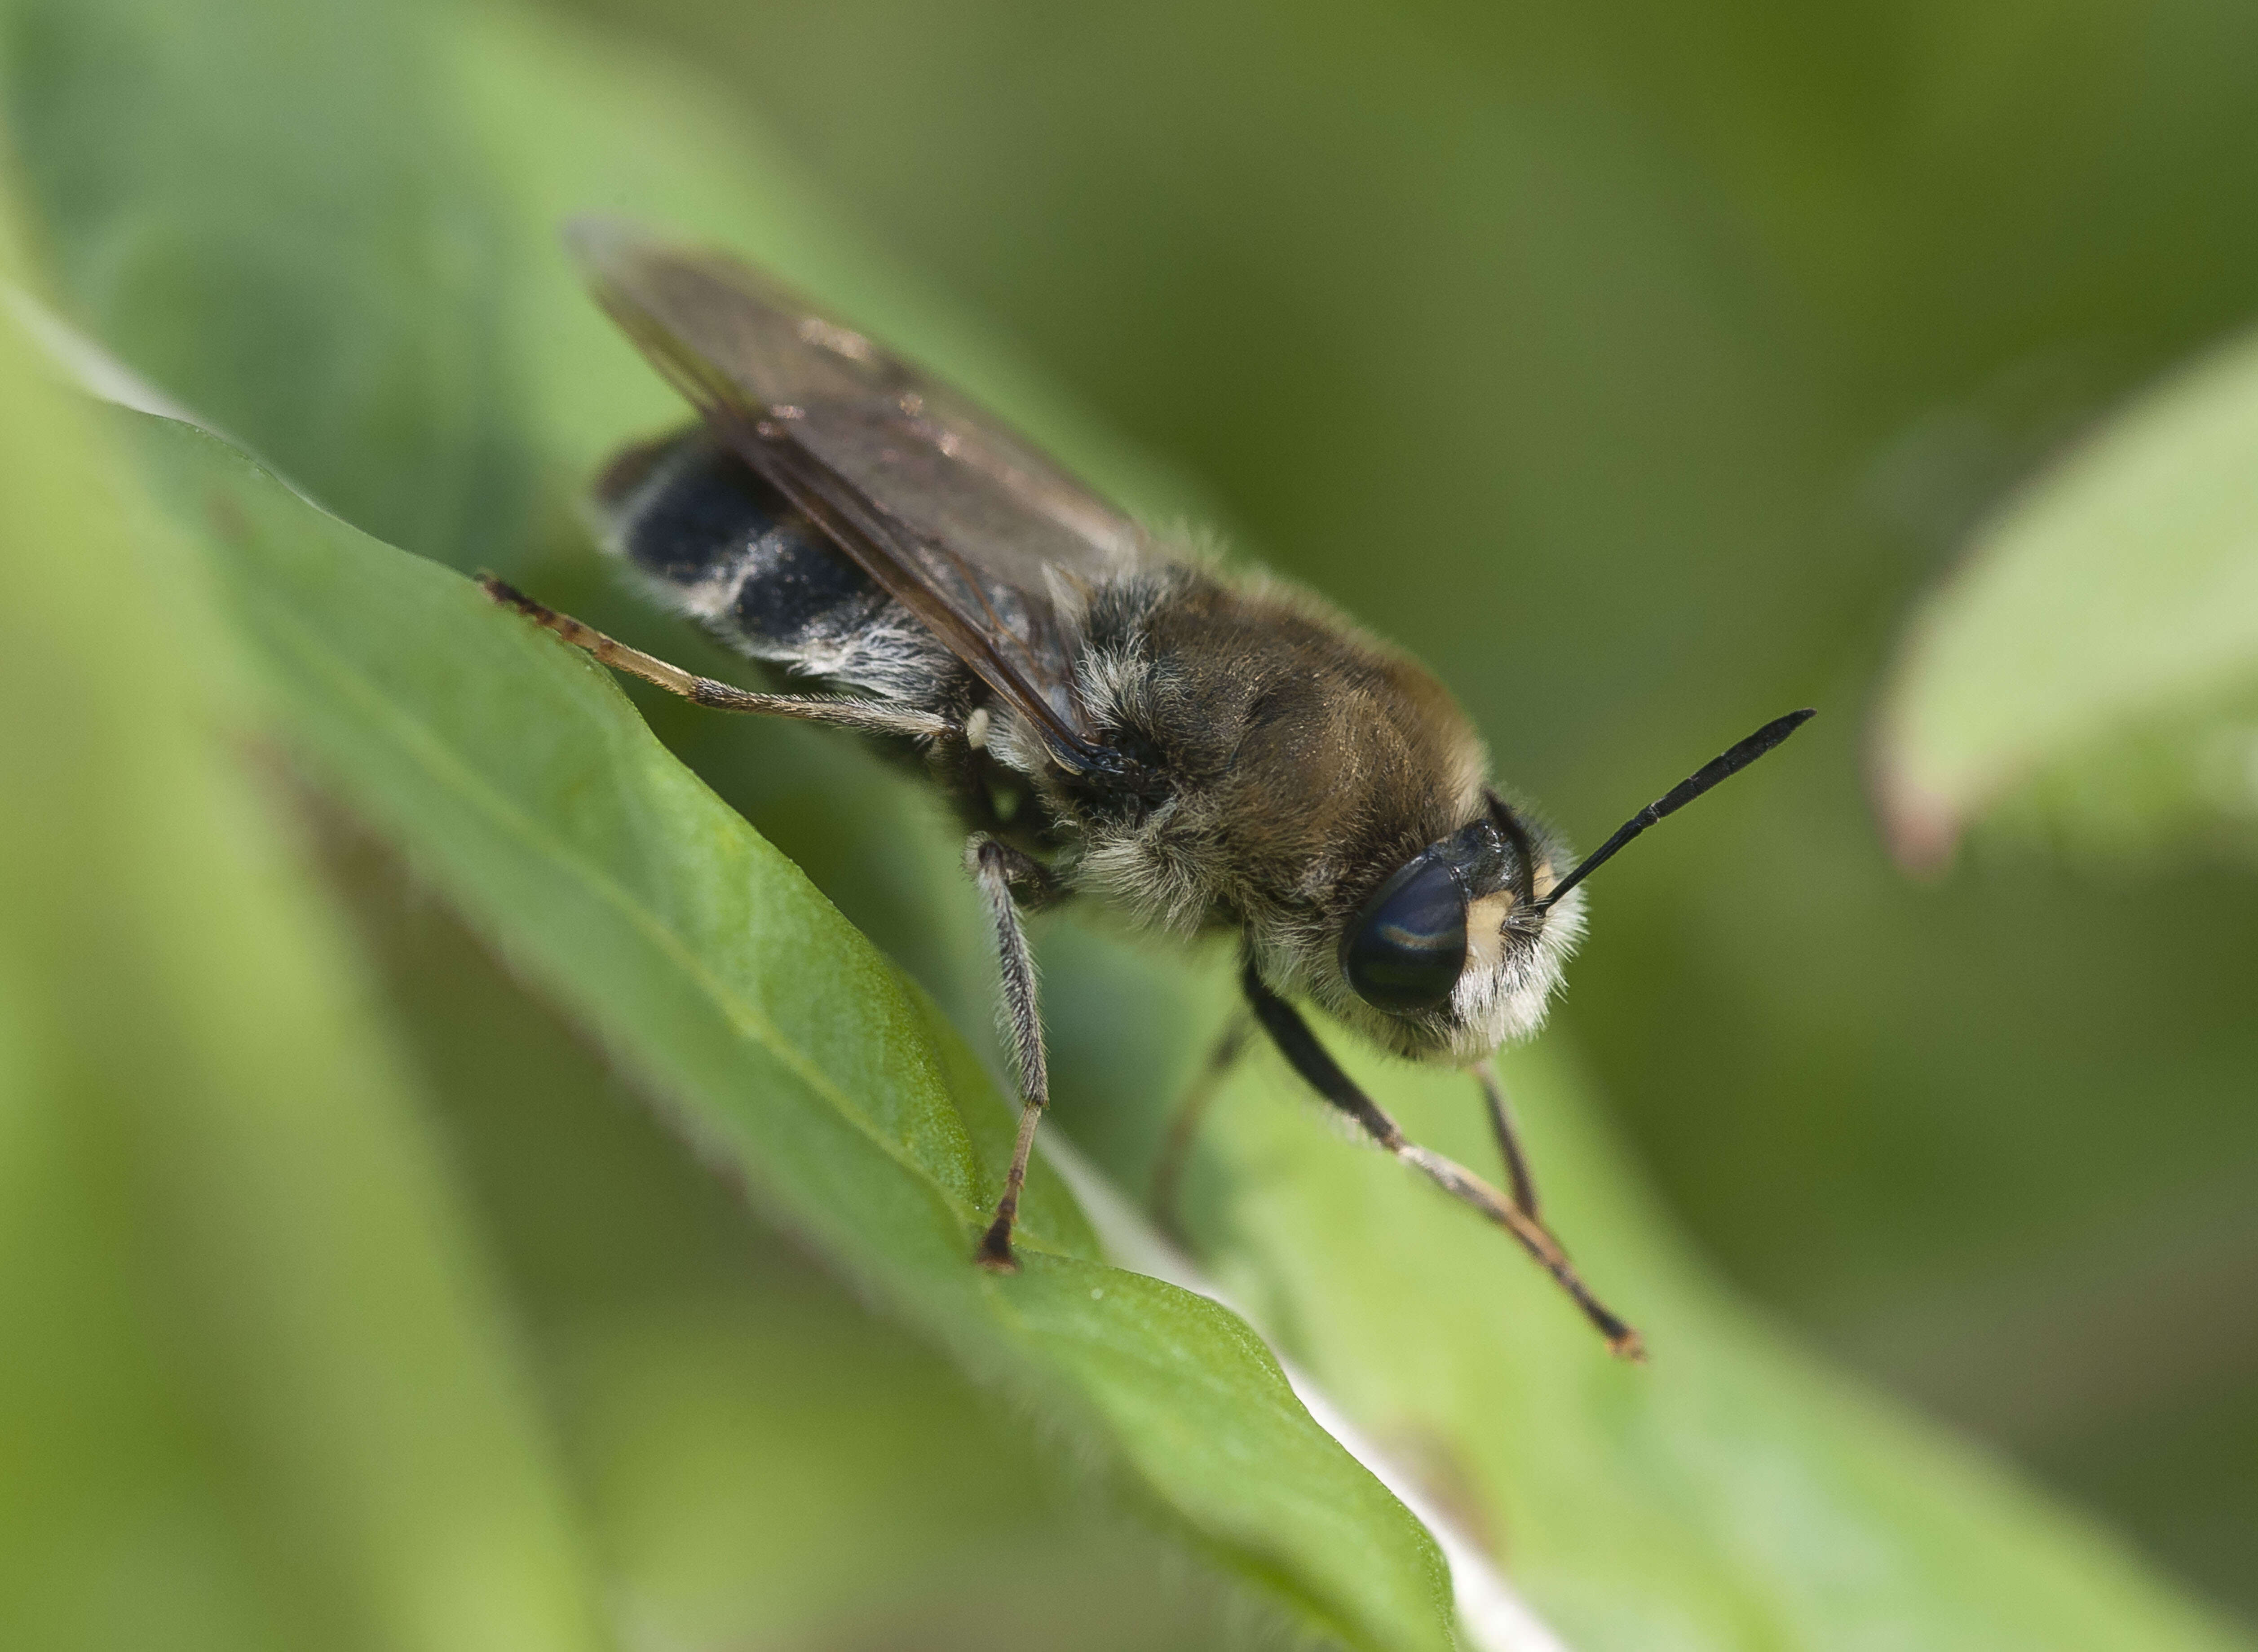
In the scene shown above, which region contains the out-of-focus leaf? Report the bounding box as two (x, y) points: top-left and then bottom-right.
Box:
(437, 0), (1210, 556)
(0, 0), (528, 564)
(0, 206), (606, 1651)
(1874, 324), (2258, 868)
(1074, 940), (2249, 1652)
(125, 410), (1458, 1652)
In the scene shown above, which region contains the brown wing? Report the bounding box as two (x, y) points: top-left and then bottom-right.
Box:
(567, 217), (1139, 772)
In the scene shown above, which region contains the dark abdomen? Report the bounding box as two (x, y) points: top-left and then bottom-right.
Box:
(593, 427), (897, 676)
(591, 424), (1038, 839)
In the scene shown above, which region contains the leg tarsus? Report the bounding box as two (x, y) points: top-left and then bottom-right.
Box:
(1395, 1144), (1644, 1360)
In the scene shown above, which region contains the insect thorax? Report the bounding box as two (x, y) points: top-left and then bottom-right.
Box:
(1045, 566), (1493, 956)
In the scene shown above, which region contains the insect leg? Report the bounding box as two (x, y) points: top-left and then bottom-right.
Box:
(1149, 1013), (1252, 1238)
(970, 837), (1055, 1271)
(1240, 961), (1643, 1360)
(1473, 1058), (1540, 1222)
(481, 576), (957, 741)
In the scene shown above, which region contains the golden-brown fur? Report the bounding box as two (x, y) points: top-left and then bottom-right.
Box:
(1009, 562), (1581, 1063)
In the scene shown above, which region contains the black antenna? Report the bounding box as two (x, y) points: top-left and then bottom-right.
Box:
(1536, 709), (1816, 911)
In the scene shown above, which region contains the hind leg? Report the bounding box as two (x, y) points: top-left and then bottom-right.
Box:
(482, 576), (957, 742)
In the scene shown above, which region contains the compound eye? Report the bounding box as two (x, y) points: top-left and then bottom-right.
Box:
(1341, 854), (1467, 1013)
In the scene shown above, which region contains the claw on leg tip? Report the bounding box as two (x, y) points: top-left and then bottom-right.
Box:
(976, 1221), (1020, 1273)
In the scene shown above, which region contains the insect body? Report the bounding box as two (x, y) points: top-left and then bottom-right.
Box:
(486, 220), (1811, 1358)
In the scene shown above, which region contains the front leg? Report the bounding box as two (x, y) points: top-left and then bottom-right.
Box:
(1241, 960), (1643, 1360)
(970, 837), (1058, 1270)
(1474, 1057), (1541, 1222)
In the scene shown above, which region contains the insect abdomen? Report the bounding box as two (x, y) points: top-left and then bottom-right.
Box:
(594, 427), (896, 672)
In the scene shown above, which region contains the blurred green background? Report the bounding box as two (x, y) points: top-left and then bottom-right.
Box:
(4, 0), (2256, 1647)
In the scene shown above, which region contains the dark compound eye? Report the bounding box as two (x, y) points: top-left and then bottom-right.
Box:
(1340, 853), (1468, 1013)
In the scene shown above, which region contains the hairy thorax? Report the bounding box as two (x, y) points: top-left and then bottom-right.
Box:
(1037, 566), (1494, 1021)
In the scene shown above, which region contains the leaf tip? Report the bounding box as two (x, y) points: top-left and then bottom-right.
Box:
(1871, 738), (1965, 879)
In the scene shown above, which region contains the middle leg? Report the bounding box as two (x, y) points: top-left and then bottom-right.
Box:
(970, 837), (1061, 1271)
(1149, 1012), (1253, 1240)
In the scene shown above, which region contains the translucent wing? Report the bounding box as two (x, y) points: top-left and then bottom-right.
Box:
(568, 217), (1139, 771)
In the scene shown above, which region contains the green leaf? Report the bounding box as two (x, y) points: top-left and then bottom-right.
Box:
(323, 828), (1261, 1652)
(1874, 324), (2258, 868)
(125, 409), (1458, 1652)
(1065, 941), (2250, 1652)
(0, 202), (606, 1651)
(437, 0), (1208, 534)
(0, 0), (529, 564)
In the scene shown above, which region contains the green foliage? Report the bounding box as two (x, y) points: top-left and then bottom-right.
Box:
(0, 194), (605, 1652)
(5, 0), (2257, 1648)
(0, 0), (525, 564)
(1877, 325), (2258, 866)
